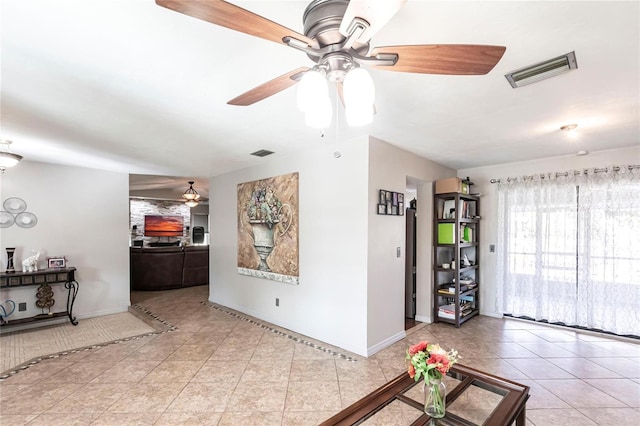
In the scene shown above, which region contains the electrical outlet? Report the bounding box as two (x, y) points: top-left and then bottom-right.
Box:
(18, 302), (27, 311)
(396, 247), (401, 257)
(275, 298), (279, 307)
(489, 244), (496, 253)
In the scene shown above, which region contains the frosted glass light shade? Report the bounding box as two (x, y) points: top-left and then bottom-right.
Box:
(343, 67), (375, 106)
(297, 70), (328, 112)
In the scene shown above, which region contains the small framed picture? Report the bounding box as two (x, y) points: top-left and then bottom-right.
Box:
(399, 202), (404, 215)
(391, 206), (398, 215)
(392, 192), (398, 206)
(386, 201), (392, 212)
(379, 190), (386, 205)
(399, 194), (404, 203)
(377, 204), (386, 215)
(385, 191), (392, 202)
(48, 257), (66, 268)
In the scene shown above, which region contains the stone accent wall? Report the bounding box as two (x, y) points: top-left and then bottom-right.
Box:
(129, 199), (191, 246)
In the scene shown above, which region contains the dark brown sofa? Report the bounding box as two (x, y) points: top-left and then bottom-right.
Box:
(130, 246), (209, 291)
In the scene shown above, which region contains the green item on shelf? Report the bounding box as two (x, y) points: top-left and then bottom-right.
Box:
(438, 223), (455, 244)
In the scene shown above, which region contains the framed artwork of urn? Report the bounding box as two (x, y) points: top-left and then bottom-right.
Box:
(237, 172), (299, 284)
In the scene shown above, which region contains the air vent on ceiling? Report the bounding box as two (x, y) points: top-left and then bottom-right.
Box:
(250, 149), (274, 157)
(505, 51), (578, 88)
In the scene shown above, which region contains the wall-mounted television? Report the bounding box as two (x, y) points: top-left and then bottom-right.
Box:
(144, 215), (184, 237)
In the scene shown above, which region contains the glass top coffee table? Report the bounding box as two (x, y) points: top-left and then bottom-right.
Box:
(320, 363), (529, 426)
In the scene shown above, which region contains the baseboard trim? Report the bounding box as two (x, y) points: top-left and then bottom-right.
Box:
(367, 330), (406, 357)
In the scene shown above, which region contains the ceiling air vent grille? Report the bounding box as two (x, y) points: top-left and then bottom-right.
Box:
(505, 51), (578, 88)
(250, 149), (274, 157)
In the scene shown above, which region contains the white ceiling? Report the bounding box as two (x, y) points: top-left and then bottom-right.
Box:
(2, 0), (639, 188)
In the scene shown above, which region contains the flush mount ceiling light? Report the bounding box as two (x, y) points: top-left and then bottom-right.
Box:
(182, 181), (200, 207)
(561, 123), (578, 138)
(505, 51), (578, 88)
(0, 140), (23, 173)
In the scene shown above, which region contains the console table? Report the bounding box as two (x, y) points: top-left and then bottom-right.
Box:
(321, 363), (530, 426)
(0, 267), (79, 327)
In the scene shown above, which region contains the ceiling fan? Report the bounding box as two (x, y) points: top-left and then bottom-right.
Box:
(155, 0), (506, 108)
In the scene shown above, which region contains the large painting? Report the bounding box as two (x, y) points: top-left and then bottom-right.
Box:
(237, 172), (299, 284)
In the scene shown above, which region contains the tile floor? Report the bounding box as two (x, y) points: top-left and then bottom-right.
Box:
(0, 285), (639, 425)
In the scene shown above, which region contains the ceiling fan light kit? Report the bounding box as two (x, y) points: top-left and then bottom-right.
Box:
(156, 0), (507, 127)
(505, 51), (578, 88)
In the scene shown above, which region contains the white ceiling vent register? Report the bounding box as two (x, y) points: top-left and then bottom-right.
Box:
(505, 51), (578, 88)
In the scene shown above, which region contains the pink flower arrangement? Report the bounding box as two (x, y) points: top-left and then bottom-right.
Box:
(406, 341), (460, 382)
(406, 341), (460, 418)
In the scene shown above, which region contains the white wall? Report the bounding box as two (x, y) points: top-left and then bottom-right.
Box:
(367, 137), (455, 354)
(458, 146), (640, 318)
(0, 161), (131, 323)
(209, 138), (371, 356)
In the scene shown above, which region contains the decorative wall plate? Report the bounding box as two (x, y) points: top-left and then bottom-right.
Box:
(15, 212), (38, 228)
(0, 211), (15, 228)
(3, 197), (27, 214)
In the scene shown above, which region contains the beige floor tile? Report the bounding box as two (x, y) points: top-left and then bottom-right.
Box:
(240, 358), (292, 382)
(27, 412), (99, 425)
(107, 382), (187, 413)
(514, 380), (571, 409)
(218, 410), (282, 426)
(526, 408), (597, 425)
(0, 414), (38, 425)
(338, 379), (388, 408)
(587, 356), (640, 378)
(547, 357), (623, 379)
(285, 381), (341, 411)
(90, 412), (161, 425)
(166, 381), (237, 412)
(155, 412), (222, 425)
(142, 360), (205, 383)
(537, 379), (627, 408)
(42, 361), (117, 384)
(289, 359), (337, 381)
(0, 360), (74, 384)
(335, 359), (385, 382)
(583, 378), (640, 407)
(191, 360), (248, 383)
(577, 407), (640, 425)
(226, 380), (288, 412)
(504, 358), (575, 379)
(293, 342), (338, 360)
(165, 344), (216, 361)
(282, 410), (341, 426)
(46, 383), (131, 413)
(0, 383), (83, 414)
(90, 360), (161, 383)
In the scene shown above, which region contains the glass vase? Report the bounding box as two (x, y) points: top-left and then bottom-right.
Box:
(424, 376), (446, 418)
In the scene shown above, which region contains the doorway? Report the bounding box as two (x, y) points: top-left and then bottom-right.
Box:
(404, 185), (418, 330)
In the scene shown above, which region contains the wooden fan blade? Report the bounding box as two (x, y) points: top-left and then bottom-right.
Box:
(370, 44), (506, 75)
(227, 67), (309, 106)
(156, 0), (316, 48)
(339, 0), (406, 42)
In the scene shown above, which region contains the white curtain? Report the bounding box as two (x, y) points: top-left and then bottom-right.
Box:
(496, 166), (640, 336)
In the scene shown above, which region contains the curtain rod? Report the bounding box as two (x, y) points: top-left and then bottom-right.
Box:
(490, 164), (640, 184)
